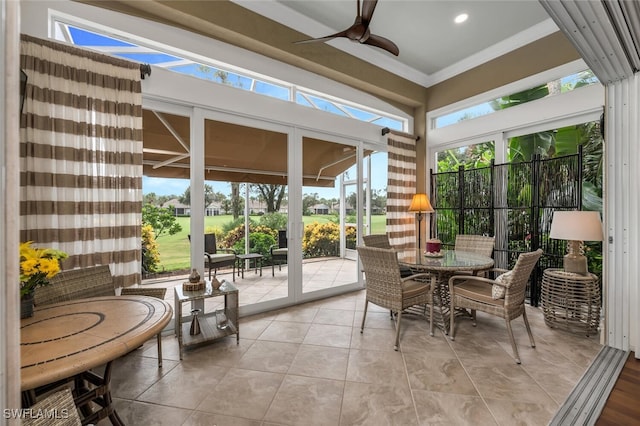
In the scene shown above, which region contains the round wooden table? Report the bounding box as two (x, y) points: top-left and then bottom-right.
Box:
(21, 295), (173, 425)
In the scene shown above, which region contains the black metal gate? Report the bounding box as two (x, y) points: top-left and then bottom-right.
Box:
(430, 147), (583, 306)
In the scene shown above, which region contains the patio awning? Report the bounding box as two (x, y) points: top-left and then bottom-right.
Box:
(142, 109), (370, 187)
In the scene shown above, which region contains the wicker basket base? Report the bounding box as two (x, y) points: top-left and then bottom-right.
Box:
(183, 281), (205, 291)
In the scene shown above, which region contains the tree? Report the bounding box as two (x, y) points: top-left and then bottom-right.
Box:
(253, 184), (286, 213)
(142, 204), (182, 238)
(211, 191), (227, 203)
(179, 184), (215, 207)
(221, 198), (232, 214)
(143, 192), (158, 206)
(302, 193), (319, 215)
(156, 194), (174, 206)
(231, 183), (242, 219)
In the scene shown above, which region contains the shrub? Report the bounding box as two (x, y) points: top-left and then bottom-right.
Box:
(232, 232), (276, 259)
(259, 212), (288, 230)
(141, 224), (161, 273)
(142, 204), (182, 238)
(222, 216), (257, 233)
(204, 226), (225, 243)
(303, 222), (340, 257)
(222, 224), (277, 248)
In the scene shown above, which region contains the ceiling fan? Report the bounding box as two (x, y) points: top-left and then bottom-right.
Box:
(294, 0), (399, 56)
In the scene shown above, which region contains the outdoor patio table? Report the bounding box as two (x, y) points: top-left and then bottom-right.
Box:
(400, 249), (494, 333)
(20, 295), (172, 425)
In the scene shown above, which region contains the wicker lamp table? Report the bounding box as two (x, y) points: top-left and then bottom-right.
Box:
(541, 268), (600, 336)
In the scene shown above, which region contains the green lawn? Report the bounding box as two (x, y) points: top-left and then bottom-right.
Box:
(154, 214), (386, 271)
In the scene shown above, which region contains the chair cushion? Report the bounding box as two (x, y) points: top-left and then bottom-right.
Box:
(492, 270), (513, 299)
(207, 253), (236, 263)
(456, 279), (504, 306)
(402, 279), (430, 299)
(272, 248), (288, 256)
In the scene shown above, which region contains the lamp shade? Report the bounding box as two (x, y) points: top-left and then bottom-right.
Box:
(549, 211), (604, 241)
(408, 193), (434, 213)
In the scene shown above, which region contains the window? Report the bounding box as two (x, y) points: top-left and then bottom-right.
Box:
(434, 71), (599, 129)
(53, 21), (405, 131)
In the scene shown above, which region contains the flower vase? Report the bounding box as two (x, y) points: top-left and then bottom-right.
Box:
(21, 293), (34, 319)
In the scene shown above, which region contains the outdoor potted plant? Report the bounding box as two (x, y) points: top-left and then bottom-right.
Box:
(19, 241), (67, 318)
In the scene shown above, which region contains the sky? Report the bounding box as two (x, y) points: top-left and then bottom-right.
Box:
(143, 153), (388, 199)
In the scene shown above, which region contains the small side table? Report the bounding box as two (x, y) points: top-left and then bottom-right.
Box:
(541, 268), (600, 336)
(237, 253), (263, 278)
(174, 280), (239, 359)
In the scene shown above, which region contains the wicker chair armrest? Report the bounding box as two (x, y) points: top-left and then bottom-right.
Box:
(204, 253), (212, 262)
(449, 274), (498, 290)
(121, 287), (167, 299)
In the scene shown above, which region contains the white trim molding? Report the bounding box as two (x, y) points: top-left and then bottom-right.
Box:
(604, 73), (640, 354)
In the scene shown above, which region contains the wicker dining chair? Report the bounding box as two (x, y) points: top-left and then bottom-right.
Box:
(363, 234), (414, 278)
(357, 245), (434, 351)
(455, 234), (495, 257)
(22, 388), (82, 426)
(448, 249), (543, 364)
(35, 265), (168, 368)
(362, 234), (392, 249)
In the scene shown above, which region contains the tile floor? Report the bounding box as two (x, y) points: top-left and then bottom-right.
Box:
(100, 283), (602, 426)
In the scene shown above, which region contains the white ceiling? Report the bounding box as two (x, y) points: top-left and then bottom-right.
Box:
(233, 0), (558, 87)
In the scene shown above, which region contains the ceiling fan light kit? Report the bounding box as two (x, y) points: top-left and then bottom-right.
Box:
(294, 0), (399, 56)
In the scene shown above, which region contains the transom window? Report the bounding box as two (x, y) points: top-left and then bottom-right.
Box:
(53, 21), (405, 131)
(433, 70), (599, 129)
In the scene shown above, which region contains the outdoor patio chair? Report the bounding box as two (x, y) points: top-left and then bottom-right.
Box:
(270, 229), (288, 276)
(448, 248), (543, 364)
(190, 234), (237, 281)
(357, 245), (434, 351)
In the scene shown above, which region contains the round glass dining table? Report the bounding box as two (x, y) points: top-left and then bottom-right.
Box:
(399, 250), (494, 333)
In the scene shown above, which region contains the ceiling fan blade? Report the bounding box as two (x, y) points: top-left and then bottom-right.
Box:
(363, 33), (399, 56)
(361, 0), (379, 26)
(294, 29), (349, 44)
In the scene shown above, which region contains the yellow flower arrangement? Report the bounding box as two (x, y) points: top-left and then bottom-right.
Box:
(19, 241), (68, 297)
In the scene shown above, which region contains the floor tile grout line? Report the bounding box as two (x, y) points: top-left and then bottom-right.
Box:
(445, 324), (508, 426)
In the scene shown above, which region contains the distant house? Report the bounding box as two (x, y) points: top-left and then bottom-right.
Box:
(162, 198), (190, 216)
(312, 203), (330, 214)
(206, 202), (222, 216)
(248, 200), (267, 215)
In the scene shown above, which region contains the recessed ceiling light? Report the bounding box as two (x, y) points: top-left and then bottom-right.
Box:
(454, 13), (469, 24)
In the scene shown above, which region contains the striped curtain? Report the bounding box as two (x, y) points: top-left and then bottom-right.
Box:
(19, 34), (143, 288)
(386, 132), (417, 258)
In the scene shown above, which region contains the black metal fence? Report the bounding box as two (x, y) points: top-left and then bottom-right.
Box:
(430, 147), (584, 306)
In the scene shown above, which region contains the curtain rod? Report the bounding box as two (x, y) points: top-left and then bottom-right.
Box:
(381, 127), (420, 141)
(140, 64), (151, 80)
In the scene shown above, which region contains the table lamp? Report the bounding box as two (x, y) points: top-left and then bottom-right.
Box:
(408, 193), (434, 252)
(549, 210), (603, 275)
